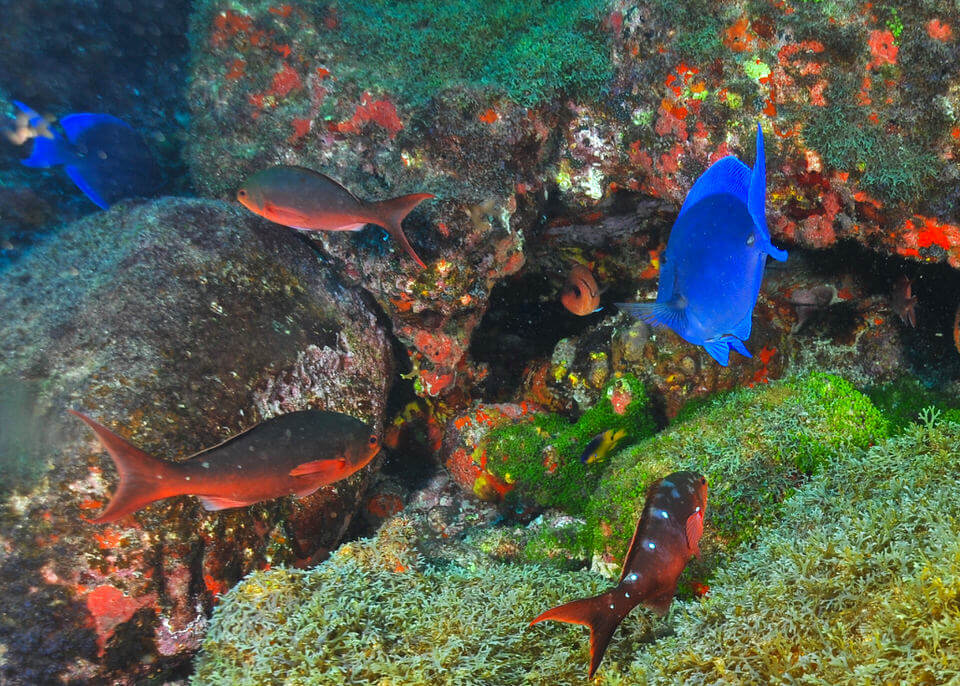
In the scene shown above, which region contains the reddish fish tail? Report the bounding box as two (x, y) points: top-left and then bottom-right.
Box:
(530, 590), (632, 678)
(69, 410), (178, 524)
(373, 193), (434, 269)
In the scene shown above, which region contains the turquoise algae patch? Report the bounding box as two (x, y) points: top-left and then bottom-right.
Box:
(331, 0), (614, 106)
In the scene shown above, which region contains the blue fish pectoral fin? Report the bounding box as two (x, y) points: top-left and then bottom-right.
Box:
(702, 340), (731, 366)
(60, 113), (131, 142)
(197, 495), (263, 511)
(617, 302), (688, 336)
(678, 156), (752, 218)
(65, 165), (110, 209)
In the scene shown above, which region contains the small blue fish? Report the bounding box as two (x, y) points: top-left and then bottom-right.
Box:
(16, 102), (162, 209)
(617, 124), (787, 365)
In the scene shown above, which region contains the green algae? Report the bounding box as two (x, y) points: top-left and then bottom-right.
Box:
(331, 0), (613, 107)
(482, 374), (655, 514)
(191, 518), (663, 685)
(866, 375), (960, 434)
(623, 417), (960, 684)
(574, 374), (887, 568)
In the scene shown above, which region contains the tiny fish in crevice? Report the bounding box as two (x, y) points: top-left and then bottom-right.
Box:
(560, 263), (602, 316)
(890, 275), (917, 328)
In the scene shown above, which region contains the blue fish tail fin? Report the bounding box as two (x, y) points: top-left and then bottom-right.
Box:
(703, 341), (731, 366)
(20, 132), (66, 168)
(748, 124), (789, 262)
(731, 310), (754, 342)
(617, 302), (688, 335)
(727, 338), (752, 359)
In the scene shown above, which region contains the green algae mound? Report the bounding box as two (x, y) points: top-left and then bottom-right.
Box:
(193, 376), (960, 683)
(191, 518), (663, 685)
(623, 416), (960, 685)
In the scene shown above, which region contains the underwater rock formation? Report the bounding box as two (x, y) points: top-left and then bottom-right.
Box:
(193, 374), (958, 683)
(0, 198), (392, 684)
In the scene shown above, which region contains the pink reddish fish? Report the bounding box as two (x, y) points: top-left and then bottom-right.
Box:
(71, 409), (380, 523)
(237, 165), (433, 268)
(891, 275), (917, 328)
(561, 264), (601, 316)
(530, 471), (708, 678)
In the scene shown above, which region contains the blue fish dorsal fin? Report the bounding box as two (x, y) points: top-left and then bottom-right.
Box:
(748, 124), (789, 262)
(616, 302), (688, 336)
(678, 156), (751, 218)
(60, 113), (131, 143)
(65, 165), (110, 209)
(702, 341), (731, 366)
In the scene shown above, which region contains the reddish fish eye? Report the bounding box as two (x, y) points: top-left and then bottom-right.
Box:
(368, 435), (379, 446)
(238, 189), (247, 197)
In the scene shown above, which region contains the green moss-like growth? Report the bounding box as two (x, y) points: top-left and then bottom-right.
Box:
(579, 374), (887, 567)
(483, 374), (655, 513)
(192, 518), (662, 685)
(805, 101), (940, 203)
(624, 418), (960, 684)
(866, 375), (960, 434)
(331, 0), (613, 107)
(651, 0), (732, 62)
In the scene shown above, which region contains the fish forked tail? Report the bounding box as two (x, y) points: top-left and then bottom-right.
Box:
(373, 193), (434, 269)
(69, 410), (178, 524)
(530, 590), (633, 678)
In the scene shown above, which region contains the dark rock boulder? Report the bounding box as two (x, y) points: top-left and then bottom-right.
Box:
(0, 197), (392, 684)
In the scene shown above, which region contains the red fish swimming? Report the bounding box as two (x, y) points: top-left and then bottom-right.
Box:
(561, 264), (601, 316)
(237, 166), (433, 268)
(71, 409), (380, 523)
(530, 471), (708, 678)
(891, 275), (917, 327)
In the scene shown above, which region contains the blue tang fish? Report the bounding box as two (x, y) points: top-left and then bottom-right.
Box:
(617, 124), (787, 365)
(16, 102), (162, 209)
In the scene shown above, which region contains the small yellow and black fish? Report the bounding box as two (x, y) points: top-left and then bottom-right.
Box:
(579, 428), (627, 464)
(530, 471), (708, 678)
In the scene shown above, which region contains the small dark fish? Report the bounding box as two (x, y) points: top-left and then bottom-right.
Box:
(561, 264), (602, 316)
(953, 302), (960, 355)
(579, 428), (626, 464)
(18, 102), (162, 209)
(237, 166), (433, 268)
(891, 275), (917, 328)
(71, 409), (380, 523)
(530, 471), (707, 678)
(789, 284), (837, 331)
(617, 125), (787, 366)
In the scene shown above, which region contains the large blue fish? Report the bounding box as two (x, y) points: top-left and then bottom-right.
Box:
(16, 102), (162, 209)
(618, 124), (787, 365)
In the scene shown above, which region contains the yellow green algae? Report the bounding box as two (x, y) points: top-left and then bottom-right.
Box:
(186, 373), (960, 685)
(481, 374), (655, 514)
(531, 373), (888, 569)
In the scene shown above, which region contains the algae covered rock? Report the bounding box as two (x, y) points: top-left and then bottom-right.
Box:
(626, 416), (960, 684)
(0, 198), (392, 684)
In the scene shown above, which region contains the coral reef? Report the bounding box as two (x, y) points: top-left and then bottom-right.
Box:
(0, 198), (392, 683)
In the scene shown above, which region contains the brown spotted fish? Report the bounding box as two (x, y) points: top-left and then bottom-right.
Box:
(237, 165), (433, 268)
(530, 471), (707, 678)
(71, 409), (380, 523)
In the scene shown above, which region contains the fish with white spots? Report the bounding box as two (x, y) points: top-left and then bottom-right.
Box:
(529, 471), (708, 678)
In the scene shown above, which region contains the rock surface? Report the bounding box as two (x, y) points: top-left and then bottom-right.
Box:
(0, 197), (392, 684)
